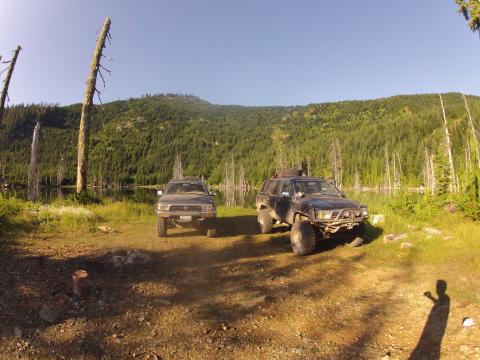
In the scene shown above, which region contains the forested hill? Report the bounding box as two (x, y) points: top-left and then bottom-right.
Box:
(0, 92), (479, 187)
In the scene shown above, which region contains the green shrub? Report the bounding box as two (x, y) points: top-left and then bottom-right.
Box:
(64, 192), (102, 205)
(387, 192), (445, 221)
(456, 175), (480, 220)
(0, 195), (25, 233)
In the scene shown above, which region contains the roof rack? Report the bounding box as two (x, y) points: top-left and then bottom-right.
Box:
(271, 168), (304, 178)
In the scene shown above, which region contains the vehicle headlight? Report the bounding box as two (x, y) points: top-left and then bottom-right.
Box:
(316, 210), (333, 220)
(158, 203), (170, 211)
(361, 207), (368, 217)
(202, 204), (214, 212)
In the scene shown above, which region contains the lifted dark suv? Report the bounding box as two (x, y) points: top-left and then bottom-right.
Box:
(256, 176), (368, 256)
(156, 179), (217, 237)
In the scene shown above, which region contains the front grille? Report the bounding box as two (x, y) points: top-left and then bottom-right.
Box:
(334, 209), (362, 220)
(169, 205), (202, 212)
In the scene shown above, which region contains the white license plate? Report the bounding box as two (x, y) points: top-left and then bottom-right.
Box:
(179, 215), (192, 221)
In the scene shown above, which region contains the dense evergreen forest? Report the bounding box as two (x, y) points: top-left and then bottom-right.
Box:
(0, 92), (479, 188)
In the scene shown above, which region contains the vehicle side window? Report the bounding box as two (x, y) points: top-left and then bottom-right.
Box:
(280, 182), (292, 195)
(269, 181), (280, 195)
(260, 181), (271, 193)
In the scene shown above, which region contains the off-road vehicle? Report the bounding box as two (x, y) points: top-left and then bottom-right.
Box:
(156, 179), (217, 237)
(256, 176), (368, 256)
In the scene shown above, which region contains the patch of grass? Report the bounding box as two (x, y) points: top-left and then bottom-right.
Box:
(88, 200), (154, 223)
(353, 193), (480, 276)
(32, 204), (98, 232)
(216, 206), (256, 218)
(0, 194), (26, 234)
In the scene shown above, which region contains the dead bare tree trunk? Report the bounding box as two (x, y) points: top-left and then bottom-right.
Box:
(306, 155), (311, 176)
(237, 163), (247, 190)
(329, 138), (343, 188)
(28, 121), (41, 202)
(354, 164), (361, 193)
(430, 155), (436, 195)
(224, 154), (236, 207)
(465, 141), (473, 173)
(76, 18), (111, 193)
(172, 152), (184, 180)
(0, 46), (21, 124)
(423, 147), (431, 189)
(439, 94), (457, 193)
(57, 153), (65, 187)
(396, 151), (403, 179)
(384, 146), (392, 193)
(462, 94), (480, 170)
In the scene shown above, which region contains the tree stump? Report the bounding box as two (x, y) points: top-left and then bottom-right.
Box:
(72, 270), (89, 297)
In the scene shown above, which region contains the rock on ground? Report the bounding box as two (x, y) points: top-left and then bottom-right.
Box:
(423, 227), (442, 236)
(384, 233), (408, 243)
(371, 214), (385, 225)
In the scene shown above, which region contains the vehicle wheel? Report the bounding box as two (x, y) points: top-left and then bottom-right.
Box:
(290, 220), (316, 256)
(157, 217), (167, 237)
(258, 209), (273, 234)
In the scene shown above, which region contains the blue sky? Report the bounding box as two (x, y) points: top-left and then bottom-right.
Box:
(0, 0), (479, 106)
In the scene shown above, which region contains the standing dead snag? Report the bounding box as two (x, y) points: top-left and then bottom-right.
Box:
(329, 138), (343, 188)
(306, 155), (311, 176)
(393, 150), (402, 194)
(354, 164), (361, 193)
(0, 46), (22, 124)
(28, 120), (41, 201)
(76, 17), (112, 193)
(57, 152), (65, 187)
(439, 94), (457, 193)
(384, 146), (392, 193)
(223, 154), (236, 207)
(463, 94), (480, 170)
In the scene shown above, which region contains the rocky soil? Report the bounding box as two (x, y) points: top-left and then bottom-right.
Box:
(0, 215), (479, 359)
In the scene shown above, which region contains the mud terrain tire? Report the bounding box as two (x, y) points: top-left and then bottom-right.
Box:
(258, 209), (273, 234)
(290, 220), (316, 256)
(157, 217), (167, 237)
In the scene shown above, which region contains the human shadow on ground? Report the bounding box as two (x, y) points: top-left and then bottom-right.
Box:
(409, 280), (450, 360)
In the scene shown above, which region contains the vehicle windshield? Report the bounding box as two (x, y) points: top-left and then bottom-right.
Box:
(165, 182), (208, 195)
(293, 180), (340, 197)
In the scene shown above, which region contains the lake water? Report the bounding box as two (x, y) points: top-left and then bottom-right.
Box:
(0, 187), (259, 208)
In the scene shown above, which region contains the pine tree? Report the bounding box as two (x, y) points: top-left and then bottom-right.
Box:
(455, 0), (480, 33)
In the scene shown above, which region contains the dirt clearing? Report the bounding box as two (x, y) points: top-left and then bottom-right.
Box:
(0, 213), (479, 359)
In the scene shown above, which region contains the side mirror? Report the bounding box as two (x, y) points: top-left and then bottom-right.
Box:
(209, 191), (217, 196)
(280, 191), (291, 198)
(157, 190), (163, 196)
